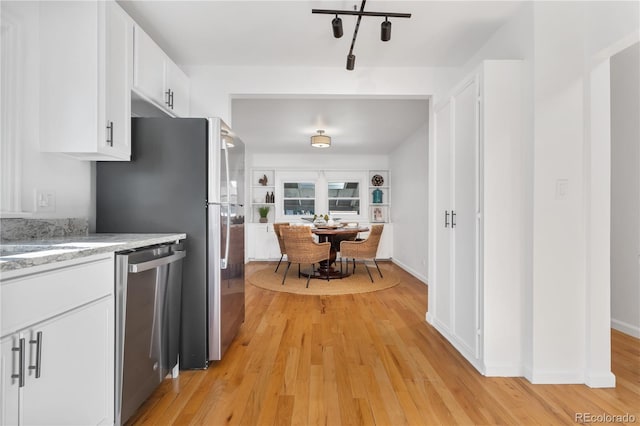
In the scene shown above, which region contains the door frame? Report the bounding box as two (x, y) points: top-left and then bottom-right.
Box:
(584, 31), (639, 388)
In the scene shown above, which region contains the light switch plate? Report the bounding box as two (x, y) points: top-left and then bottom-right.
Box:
(555, 179), (569, 200)
(35, 189), (56, 212)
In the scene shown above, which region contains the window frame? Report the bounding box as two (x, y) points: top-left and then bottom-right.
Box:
(327, 181), (361, 217)
(281, 180), (317, 217)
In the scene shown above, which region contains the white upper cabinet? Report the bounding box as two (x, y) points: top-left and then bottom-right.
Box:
(132, 26), (166, 107)
(105, 1), (133, 159)
(39, 0), (132, 161)
(165, 59), (190, 117)
(133, 25), (190, 117)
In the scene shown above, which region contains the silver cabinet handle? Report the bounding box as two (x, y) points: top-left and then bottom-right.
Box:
(29, 331), (43, 378)
(11, 338), (25, 387)
(165, 89), (171, 106)
(444, 210), (450, 228)
(451, 211), (456, 228)
(106, 121), (114, 146)
(169, 90), (174, 109)
(128, 250), (186, 273)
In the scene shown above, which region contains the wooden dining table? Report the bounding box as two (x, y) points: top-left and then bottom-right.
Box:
(307, 226), (369, 279)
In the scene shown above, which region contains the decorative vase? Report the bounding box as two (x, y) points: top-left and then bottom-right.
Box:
(259, 217), (268, 223)
(372, 188), (383, 204)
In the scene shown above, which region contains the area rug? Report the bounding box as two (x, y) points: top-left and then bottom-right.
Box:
(248, 263), (400, 295)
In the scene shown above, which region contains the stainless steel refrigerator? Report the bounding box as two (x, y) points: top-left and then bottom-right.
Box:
(97, 117), (245, 369)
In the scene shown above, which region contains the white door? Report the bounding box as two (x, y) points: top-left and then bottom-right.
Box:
(21, 298), (113, 426)
(452, 78), (480, 358)
(434, 100), (453, 331)
(105, 1), (132, 159)
(0, 335), (20, 425)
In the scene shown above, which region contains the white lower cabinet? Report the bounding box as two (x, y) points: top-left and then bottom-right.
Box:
(0, 255), (114, 425)
(247, 223), (394, 261)
(247, 223), (281, 260)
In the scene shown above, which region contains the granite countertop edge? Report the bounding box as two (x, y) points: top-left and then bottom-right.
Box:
(0, 233), (187, 274)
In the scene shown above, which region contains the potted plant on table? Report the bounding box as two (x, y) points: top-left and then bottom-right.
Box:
(258, 206), (270, 223)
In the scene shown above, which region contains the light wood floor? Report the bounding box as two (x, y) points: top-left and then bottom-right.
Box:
(127, 262), (640, 425)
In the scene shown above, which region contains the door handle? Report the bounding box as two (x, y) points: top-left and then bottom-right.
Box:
(451, 211), (456, 228)
(29, 331), (43, 378)
(11, 338), (26, 387)
(128, 250), (186, 273)
(165, 89), (171, 106)
(444, 210), (450, 228)
(169, 90), (174, 109)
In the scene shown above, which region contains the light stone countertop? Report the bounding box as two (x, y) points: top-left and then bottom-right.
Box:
(0, 233), (186, 273)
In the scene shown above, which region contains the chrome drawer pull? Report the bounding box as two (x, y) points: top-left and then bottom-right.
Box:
(11, 338), (25, 387)
(29, 331), (43, 378)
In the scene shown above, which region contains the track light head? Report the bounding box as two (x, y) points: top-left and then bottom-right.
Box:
(381, 18), (391, 41)
(332, 15), (343, 38)
(346, 54), (356, 71)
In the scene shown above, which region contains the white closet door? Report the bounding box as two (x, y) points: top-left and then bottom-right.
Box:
(434, 100), (453, 331)
(453, 79), (480, 358)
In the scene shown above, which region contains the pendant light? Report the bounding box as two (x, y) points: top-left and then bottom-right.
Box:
(310, 130), (331, 148)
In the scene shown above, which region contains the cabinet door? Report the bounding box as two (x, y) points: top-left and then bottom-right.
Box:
(133, 25), (166, 106)
(452, 79), (480, 359)
(0, 335), (20, 425)
(105, 1), (132, 159)
(21, 298), (114, 426)
(434, 100), (453, 331)
(165, 60), (190, 117)
(248, 224), (280, 260)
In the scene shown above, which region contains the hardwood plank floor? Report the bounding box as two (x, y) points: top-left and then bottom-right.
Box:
(127, 262), (640, 425)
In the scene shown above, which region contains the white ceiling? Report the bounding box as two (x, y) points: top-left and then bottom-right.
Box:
(232, 97), (429, 154)
(117, 1), (524, 154)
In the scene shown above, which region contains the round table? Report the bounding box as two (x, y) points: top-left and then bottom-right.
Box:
(307, 226), (369, 279)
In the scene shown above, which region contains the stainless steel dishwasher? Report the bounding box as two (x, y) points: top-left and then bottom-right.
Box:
(114, 243), (186, 425)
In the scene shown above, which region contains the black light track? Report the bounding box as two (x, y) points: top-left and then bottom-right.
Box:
(312, 0), (412, 70)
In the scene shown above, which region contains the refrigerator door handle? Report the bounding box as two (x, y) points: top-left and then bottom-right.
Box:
(223, 137), (231, 204)
(221, 204), (230, 270)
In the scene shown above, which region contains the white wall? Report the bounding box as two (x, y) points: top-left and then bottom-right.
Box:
(249, 153), (388, 171)
(438, 0), (639, 386)
(185, 65), (456, 123)
(1, 2), (92, 220)
(389, 123), (429, 282)
(610, 43), (640, 338)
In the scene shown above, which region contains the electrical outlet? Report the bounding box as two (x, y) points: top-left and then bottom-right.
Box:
(35, 190), (56, 213)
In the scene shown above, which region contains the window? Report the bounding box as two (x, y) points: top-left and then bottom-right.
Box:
(328, 181), (360, 216)
(282, 182), (315, 216)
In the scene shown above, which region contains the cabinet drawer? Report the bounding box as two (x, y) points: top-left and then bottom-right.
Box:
(1, 255), (114, 337)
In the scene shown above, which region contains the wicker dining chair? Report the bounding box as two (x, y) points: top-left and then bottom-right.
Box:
(281, 226), (330, 288)
(272, 222), (289, 272)
(340, 224), (384, 283)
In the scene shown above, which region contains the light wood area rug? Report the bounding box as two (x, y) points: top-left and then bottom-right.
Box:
(248, 262), (400, 295)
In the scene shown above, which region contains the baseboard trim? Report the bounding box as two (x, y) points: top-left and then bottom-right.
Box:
(527, 369), (584, 384)
(391, 258), (428, 284)
(585, 371), (616, 388)
(611, 318), (640, 338)
(484, 365), (524, 377)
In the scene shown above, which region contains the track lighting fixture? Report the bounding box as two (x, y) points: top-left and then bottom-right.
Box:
(381, 17), (391, 42)
(346, 54), (356, 71)
(332, 15), (343, 38)
(312, 0), (411, 70)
